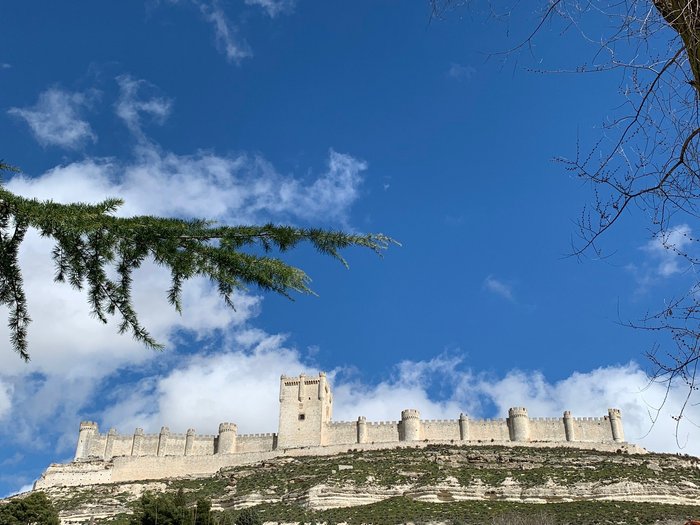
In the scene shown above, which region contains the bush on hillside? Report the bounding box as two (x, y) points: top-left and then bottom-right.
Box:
(0, 491), (60, 525)
(234, 507), (262, 525)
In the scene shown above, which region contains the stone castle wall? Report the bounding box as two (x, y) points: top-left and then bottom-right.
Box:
(35, 372), (630, 489)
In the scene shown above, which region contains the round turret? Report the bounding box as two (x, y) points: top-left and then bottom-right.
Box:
(563, 411), (575, 442)
(459, 412), (470, 441)
(157, 427), (170, 456)
(75, 421), (99, 460)
(401, 409), (421, 441)
(608, 408), (624, 442)
(131, 428), (144, 456)
(508, 407), (530, 442)
(185, 428), (196, 456)
(357, 416), (367, 444)
(217, 422), (238, 454)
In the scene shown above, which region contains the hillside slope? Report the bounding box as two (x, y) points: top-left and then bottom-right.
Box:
(25, 445), (700, 524)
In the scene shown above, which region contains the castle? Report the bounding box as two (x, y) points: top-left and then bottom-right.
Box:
(35, 372), (635, 489)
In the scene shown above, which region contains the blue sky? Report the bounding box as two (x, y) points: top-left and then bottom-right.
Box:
(1, 1), (698, 496)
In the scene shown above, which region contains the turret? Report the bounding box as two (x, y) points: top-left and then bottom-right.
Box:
(508, 407), (530, 442)
(185, 428), (195, 456)
(400, 409), (421, 441)
(131, 428), (144, 456)
(357, 416), (367, 444)
(608, 408), (624, 442)
(459, 413), (470, 441)
(157, 426), (170, 456)
(75, 421), (98, 460)
(217, 422), (237, 454)
(104, 428), (117, 460)
(563, 411), (575, 442)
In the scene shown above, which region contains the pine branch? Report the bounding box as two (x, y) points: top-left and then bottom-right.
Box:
(0, 172), (397, 361)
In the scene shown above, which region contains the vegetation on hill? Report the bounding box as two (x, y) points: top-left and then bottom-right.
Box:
(29, 445), (700, 524)
(0, 491), (60, 525)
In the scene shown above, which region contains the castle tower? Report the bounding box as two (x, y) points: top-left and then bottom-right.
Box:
(131, 428), (144, 456)
(459, 413), (470, 441)
(185, 428), (195, 456)
(508, 407), (530, 442)
(104, 428), (117, 460)
(608, 408), (624, 442)
(75, 421), (98, 460)
(563, 411), (575, 442)
(357, 416), (367, 444)
(277, 372), (333, 449)
(157, 427), (170, 456)
(217, 423), (237, 454)
(400, 409), (422, 441)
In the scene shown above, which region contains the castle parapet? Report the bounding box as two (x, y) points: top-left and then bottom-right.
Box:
(400, 409), (421, 441)
(508, 407), (530, 442)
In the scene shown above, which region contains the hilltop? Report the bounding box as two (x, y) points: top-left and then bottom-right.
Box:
(24, 444), (700, 524)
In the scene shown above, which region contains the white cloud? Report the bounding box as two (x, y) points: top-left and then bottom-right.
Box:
(245, 0), (294, 17)
(0, 380), (12, 421)
(101, 331), (308, 434)
(195, 0), (252, 64)
(448, 63), (476, 81)
(7, 88), (97, 149)
(471, 363), (700, 455)
(8, 146), (364, 225)
(99, 350), (700, 455)
(643, 224), (693, 277)
(0, 100), (366, 450)
(483, 275), (515, 302)
(115, 75), (172, 140)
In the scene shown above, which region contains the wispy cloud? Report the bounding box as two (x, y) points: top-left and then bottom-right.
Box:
(448, 63), (476, 82)
(627, 224), (694, 294)
(194, 0), (252, 64)
(483, 275), (515, 302)
(115, 75), (172, 140)
(245, 0), (294, 17)
(0, 63), (11, 69)
(7, 88), (97, 149)
(643, 224), (693, 278)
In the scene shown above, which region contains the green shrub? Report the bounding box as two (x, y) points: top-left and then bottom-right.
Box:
(234, 507), (262, 525)
(0, 491), (60, 525)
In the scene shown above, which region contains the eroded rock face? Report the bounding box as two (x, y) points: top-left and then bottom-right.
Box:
(21, 445), (700, 523)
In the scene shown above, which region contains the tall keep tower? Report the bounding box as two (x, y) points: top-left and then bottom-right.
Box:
(277, 372), (332, 449)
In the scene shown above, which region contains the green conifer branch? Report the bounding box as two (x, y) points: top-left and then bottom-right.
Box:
(0, 162), (397, 360)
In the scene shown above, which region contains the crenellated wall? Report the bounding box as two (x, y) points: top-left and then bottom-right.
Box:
(48, 372), (631, 489)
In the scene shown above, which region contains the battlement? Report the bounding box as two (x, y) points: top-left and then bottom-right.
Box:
(57, 372), (630, 489)
(508, 407), (529, 417)
(401, 409), (420, 420)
